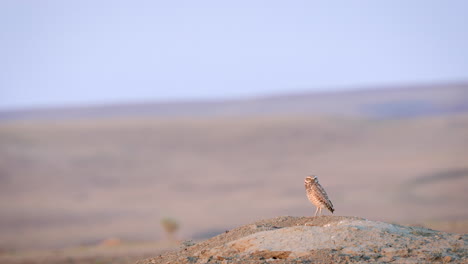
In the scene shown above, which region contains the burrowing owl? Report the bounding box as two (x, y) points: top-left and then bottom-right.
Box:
(304, 175), (334, 216)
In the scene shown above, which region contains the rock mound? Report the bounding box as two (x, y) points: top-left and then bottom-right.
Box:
(136, 216), (467, 264)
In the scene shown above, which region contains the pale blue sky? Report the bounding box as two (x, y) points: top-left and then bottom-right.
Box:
(1, 1), (467, 110)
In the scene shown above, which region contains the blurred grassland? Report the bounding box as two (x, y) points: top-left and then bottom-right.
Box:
(0, 112), (467, 251)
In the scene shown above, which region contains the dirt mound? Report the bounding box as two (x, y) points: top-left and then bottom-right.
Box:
(136, 216), (467, 264)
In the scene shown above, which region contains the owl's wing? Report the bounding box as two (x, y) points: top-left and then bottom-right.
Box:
(315, 182), (334, 213)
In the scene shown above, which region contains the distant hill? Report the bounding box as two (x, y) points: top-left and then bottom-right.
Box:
(1, 83), (467, 120)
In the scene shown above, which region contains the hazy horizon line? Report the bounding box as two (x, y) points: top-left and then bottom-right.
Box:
(1, 79), (467, 112)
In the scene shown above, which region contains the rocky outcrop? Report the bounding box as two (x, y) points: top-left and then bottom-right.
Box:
(136, 216), (467, 264)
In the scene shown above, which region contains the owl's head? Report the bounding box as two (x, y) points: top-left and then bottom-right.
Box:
(305, 175), (318, 184)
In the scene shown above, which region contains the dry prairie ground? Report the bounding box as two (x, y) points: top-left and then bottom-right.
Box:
(1, 112), (467, 254)
(137, 216), (468, 264)
(0, 241), (179, 264)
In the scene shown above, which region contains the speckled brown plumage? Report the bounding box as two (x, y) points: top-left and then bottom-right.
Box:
(305, 175), (334, 216)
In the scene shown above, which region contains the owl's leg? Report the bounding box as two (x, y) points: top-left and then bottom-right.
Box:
(314, 207), (319, 217)
(319, 207), (322, 216)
